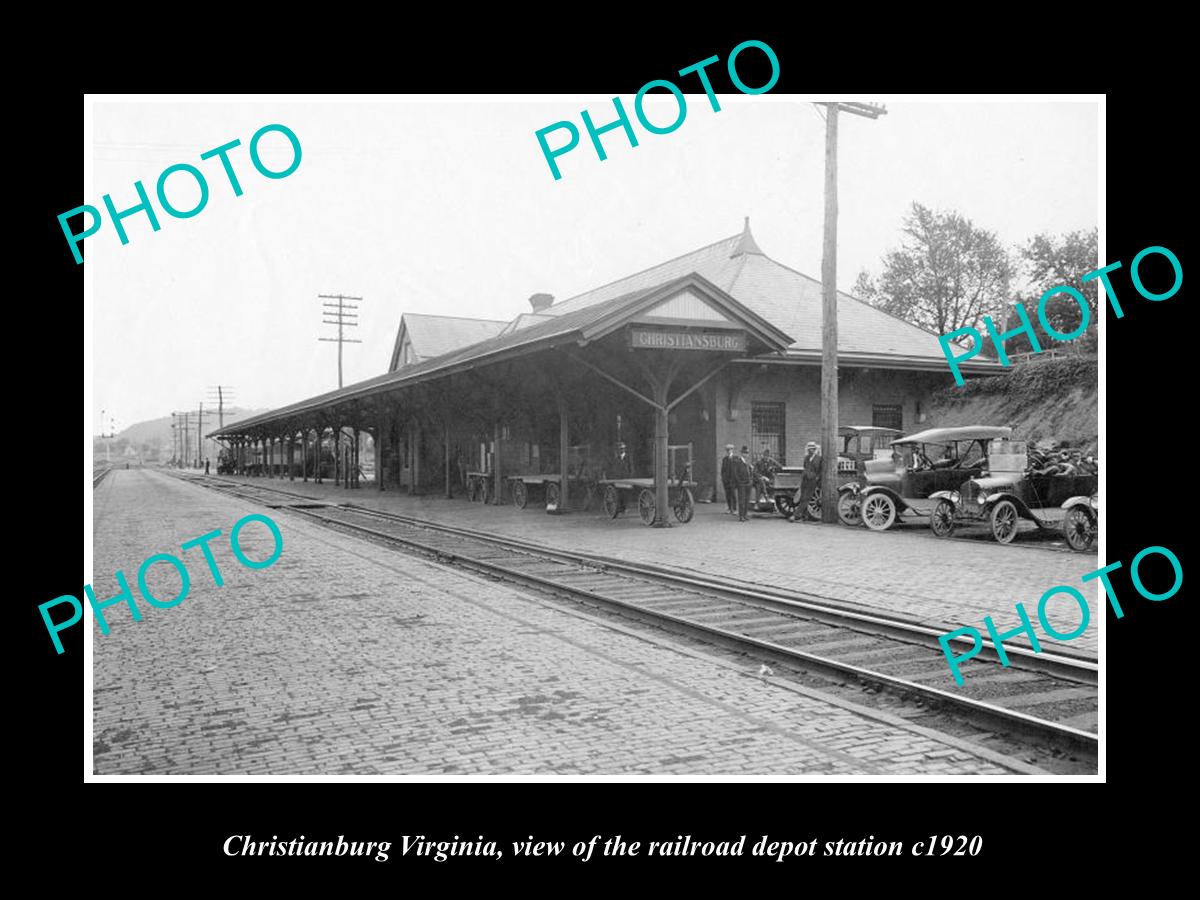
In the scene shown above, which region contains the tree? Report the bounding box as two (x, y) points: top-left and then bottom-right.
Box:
(856, 202), (1014, 342)
(1006, 228), (1098, 355)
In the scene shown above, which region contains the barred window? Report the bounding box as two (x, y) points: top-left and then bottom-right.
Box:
(751, 402), (786, 464)
(873, 404), (903, 432)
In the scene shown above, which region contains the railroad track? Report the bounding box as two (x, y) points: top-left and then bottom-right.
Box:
(93, 463), (114, 488)
(174, 473), (1099, 762)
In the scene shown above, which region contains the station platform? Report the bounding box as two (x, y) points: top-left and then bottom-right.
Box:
(197, 472), (1100, 659)
(90, 469), (1032, 776)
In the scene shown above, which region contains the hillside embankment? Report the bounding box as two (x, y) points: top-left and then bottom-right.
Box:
(927, 355), (1098, 455)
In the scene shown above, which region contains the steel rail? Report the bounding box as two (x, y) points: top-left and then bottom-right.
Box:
(171, 473), (1099, 757)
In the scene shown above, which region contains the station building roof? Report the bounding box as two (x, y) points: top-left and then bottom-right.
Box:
(388, 313), (508, 371)
(544, 219), (992, 371)
(213, 221), (1001, 439)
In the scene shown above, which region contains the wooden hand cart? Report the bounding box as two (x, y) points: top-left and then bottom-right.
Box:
(597, 477), (697, 525)
(505, 473), (596, 511)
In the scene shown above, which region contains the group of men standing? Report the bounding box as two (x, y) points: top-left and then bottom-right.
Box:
(721, 442), (823, 523)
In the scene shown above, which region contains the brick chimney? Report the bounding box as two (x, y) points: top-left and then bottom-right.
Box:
(529, 293), (554, 312)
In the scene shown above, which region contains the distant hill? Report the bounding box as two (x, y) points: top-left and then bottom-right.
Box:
(92, 408), (270, 462)
(927, 355), (1097, 455)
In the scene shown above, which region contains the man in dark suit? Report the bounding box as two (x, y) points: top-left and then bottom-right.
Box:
(732, 445), (754, 521)
(720, 444), (736, 514)
(607, 442), (632, 480)
(793, 441), (823, 522)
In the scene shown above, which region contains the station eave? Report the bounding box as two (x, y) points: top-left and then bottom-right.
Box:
(212, 273), (795, 439)
(743, 350), (1008, 375)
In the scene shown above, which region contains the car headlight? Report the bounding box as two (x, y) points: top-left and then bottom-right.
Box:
(977, 493), (987, 505)
(949, 491), (960, 505)
(1089, 496), (1098, 510)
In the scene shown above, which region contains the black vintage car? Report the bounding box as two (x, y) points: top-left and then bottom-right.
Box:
(847, 426), (1013, 531)
(929, 438), (1099, 546)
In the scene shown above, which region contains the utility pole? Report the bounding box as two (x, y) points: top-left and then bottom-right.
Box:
(194, 403), (212, 468)
(208, 385), (235, 467)
(318, 294), (363, 389)
(818, 101), (886, 523)
(174, 411), (190, 468)
(207, 385), (235, 431)
(99, 409), (116, 463)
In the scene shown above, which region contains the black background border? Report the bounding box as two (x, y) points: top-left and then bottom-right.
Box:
(22, 24), (1188, 886)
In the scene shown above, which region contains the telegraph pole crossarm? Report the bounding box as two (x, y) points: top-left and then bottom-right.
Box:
(318, 293), (364, 390)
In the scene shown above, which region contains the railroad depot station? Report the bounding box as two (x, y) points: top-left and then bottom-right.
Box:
(97, 220), (1101, 778)
(212, 220), (999, 522)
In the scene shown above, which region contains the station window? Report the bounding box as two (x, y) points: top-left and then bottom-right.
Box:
(751, 402), (786, 464)
(872, 404), (903, 432)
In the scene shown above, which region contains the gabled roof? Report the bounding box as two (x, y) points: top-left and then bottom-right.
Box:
(548, 232), (747, 318)
(544, 219), (1000, 371)
(215, 274), (793, 437)
(388, 313), (507, 371)
(498, 312), (554, 335)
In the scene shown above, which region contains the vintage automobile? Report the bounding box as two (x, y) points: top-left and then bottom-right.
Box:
(928, 437), (1099, 544)
(765, 426), (901, 521)
(847, 426), (1014, 532)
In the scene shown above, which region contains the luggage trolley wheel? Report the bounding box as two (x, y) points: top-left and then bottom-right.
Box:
(512, 480), (528, 509)
(603, 484), (622, 519)
(672, 487), (694, 523)
(637, 488), (656, 525)
(544, 480), (560, 510)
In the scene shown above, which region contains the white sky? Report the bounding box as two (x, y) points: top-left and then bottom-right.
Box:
(90, 97), (1098, 431)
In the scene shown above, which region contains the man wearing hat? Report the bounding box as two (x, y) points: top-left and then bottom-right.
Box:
(731, 444), (754, 521)
(792, 441), (823, 522)
(753, 445), (780, 507)
(607, 441), (632, 480)
(720, 444), (737, 514)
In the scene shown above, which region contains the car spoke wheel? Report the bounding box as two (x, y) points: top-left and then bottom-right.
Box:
(638, 489), (656, 525)
(774, 494), (795, 517)
(990, 499), (1019, 544)
(1063, 506), (1096, 551)
(512, 480), (528, 509)
(673, 488), (695, 523)
(545, 481), (560, 510)
(836, 490), (862, 527)
(807, 486), (822, 521)
(862, 494), (897, 531)
(930, 499), (956, 538)
(603, 485), (621, 518)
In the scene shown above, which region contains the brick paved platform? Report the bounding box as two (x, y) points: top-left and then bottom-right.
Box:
(198, 472), (1101, 658)
(91, 469), (1031, 775)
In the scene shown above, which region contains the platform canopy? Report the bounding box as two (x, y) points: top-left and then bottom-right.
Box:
(212, 272), (793, 443)
(212, 272), (794, 525)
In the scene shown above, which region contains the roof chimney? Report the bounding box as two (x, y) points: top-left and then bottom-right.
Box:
(529, 292), (554, 312)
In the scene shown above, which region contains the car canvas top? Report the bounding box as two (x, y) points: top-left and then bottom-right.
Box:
(890, 425), (1013, 446)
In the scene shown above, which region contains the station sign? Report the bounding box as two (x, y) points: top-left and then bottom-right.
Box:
(629, 329), (748, 352)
